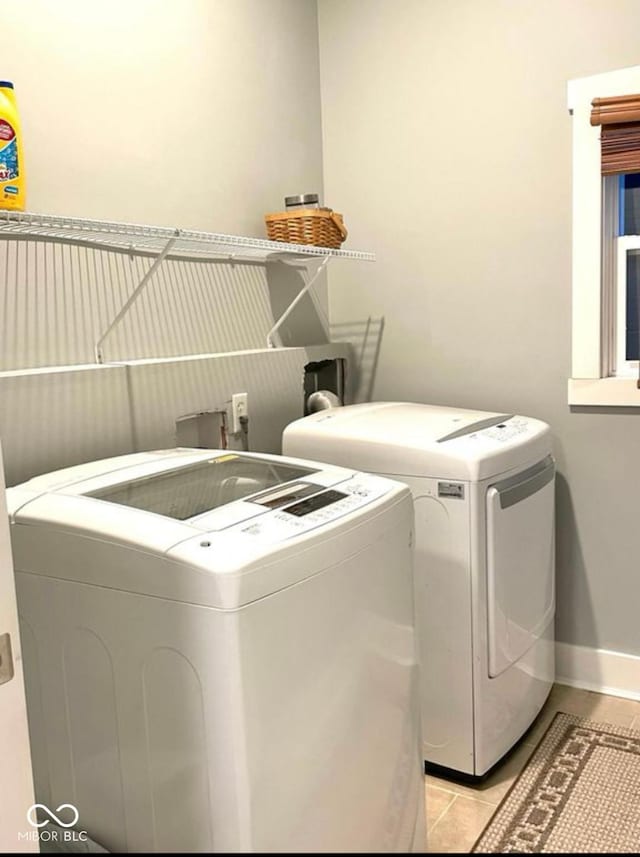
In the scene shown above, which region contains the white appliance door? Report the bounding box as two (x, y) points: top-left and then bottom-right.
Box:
(486, 457), (555, 678)
(0, 443), (37, 852)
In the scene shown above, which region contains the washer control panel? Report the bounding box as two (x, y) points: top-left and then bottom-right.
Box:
(237, 476), (393, 543)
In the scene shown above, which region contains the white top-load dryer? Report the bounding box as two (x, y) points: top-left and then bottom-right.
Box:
(283, 403), (555, 779)
(7, 448), (425, 853)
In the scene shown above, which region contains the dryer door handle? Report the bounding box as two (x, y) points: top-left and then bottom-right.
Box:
(493, 457), (555, 510)
(486, 455), (556, 678)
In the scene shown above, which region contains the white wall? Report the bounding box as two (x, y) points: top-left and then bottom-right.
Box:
(0, 0), (329, 483)
(318, 0), (640, 657)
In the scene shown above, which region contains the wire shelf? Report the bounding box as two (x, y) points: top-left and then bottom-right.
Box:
(0, 210), (375, 263)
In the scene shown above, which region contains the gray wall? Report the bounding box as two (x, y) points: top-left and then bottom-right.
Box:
(3, 0), (324, 234)
(0, 0), (330, 484)
(5, 0), (638, 658)
(318, 0), (640, 656)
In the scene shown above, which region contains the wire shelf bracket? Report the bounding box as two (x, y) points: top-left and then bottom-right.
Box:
(266, 255), (331, 348)
(94, 231), (179, 364)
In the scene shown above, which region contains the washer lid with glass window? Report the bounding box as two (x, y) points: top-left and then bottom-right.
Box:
(8, 448), (354, 543)
(7, 448), (406, 608)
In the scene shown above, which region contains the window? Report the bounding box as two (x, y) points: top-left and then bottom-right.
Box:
(568, 66), (640, 405)
(617, 174), (640, 371)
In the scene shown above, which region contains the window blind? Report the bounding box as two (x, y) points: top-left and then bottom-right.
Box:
(591, 94), (640, 176)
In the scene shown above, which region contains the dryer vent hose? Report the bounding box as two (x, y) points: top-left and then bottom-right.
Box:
(307, 390), (342, 413)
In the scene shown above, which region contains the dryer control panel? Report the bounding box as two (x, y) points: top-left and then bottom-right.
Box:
(472, 417), (530, 444)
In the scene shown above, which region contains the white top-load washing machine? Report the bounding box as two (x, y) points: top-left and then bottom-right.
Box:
(283, 403), (555, 779)
(7, 448), (425, 853)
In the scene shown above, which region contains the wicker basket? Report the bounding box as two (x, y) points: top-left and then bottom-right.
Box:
(265, 207), (348, 249)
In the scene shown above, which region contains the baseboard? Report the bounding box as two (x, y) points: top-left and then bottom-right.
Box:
(555, 641), (640, 702)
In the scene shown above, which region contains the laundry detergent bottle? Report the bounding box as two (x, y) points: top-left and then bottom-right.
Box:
(0, 81), (26, 210)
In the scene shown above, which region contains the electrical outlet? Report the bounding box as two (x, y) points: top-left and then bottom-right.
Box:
(231, 392), (248, 435)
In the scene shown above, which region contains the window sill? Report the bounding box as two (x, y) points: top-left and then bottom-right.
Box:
(568, 377), (640, 406)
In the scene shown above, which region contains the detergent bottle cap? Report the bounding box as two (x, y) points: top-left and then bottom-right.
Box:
(0, 81), (14, 89)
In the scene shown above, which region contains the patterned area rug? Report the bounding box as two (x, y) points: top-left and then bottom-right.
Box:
(473, 712), (640, 853)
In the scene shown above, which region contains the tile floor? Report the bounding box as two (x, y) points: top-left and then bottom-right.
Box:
(425, 683), (640, 852)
